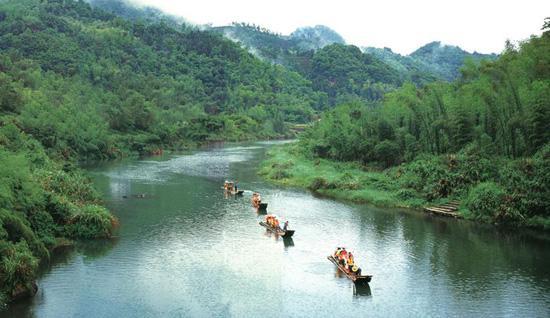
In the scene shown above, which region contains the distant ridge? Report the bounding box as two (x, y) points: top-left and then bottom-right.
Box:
(364, 41), (498, 81)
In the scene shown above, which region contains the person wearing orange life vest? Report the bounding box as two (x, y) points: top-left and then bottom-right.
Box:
(252, 192), (259, 207)
(339, 248), (348, 265)
(346, 252), (355, 272)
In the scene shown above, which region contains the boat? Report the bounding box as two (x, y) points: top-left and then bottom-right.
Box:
(252, 202), (267, 211)
(251, 193), (267, 210)
(327, 256), (372, 285)
(259, 221), (295, 238)
(223, 181), (243, 195)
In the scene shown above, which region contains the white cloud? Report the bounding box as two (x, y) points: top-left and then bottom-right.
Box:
(131, 0), (549, 54)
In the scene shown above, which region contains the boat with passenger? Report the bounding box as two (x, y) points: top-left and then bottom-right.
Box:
(259, 214), (294, 238)
(251, 192), (268, 210)
(223, 180), (244, 195)
(328, 247), (372, 285)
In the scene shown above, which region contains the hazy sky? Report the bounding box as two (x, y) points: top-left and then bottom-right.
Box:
(132, 0), (549, 55)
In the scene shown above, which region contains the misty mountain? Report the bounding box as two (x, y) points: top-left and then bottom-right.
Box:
(364, 42), (498, 81)
(214, 22), (497, 84)
(289, 25), (346, 50)
(211, 23), (345, 62)
(84, 0), (497, 104)
(87, 0), (185, 25)
(87, 0), (496, 85)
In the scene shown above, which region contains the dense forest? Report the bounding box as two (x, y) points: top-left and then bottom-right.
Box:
(262, 22), (549, 229)
(1, 0), (328, 160)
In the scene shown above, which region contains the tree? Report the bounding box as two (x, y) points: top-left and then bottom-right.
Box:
(0, 74), (22, 113)
(374, 140), (401, 168)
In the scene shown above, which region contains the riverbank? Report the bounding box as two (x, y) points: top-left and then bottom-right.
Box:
(0, 125), (118, 308)
(259, 143), (550, 230)
(259, 144), (428, 208)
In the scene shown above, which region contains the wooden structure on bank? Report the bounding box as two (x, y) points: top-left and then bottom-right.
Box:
(424, 200), (462, 218)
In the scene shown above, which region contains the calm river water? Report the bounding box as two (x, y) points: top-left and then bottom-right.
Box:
(3, 142), (550, 317)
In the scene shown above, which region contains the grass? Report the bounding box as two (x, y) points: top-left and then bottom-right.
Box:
(259, 144), (550, 231)
(259, 144), (426, 209)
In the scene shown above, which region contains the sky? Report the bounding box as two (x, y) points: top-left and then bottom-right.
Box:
(132, 0), (549, 55)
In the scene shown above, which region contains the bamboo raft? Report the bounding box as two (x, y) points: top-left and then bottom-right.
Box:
(259, 221), (295, 238)
(424, 200), (462, 218)
(327, 256), (372, 285)
(223, 188), (244, 196)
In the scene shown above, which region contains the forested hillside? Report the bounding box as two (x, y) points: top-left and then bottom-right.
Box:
(213, 24), (403, 105)
(262, 23), (549, 228)
(0, 0), (324, 305)
(212, 20), (497, 90)
(212, 23), (345, 63)
(364, 42), (497, 82)
(1, 0), (325, 160)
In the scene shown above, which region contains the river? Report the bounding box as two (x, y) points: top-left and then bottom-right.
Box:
(3, 141), (550, 317)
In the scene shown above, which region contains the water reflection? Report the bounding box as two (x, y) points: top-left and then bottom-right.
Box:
(353, 284), (372, 297)
(283, 238), (295, 248)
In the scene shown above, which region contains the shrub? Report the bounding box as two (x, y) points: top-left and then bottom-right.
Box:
(65, 205), (116, 239)
(270, 168), (291, 180)
(465, 182), (520, 224)
(44, 194), (76, 225)
(27, 210), (57, 249)
(0, 241), (38, 299)
(308, 177), (328, 191)
(396, 188), (420, 200)
(0, 209), (48, 259)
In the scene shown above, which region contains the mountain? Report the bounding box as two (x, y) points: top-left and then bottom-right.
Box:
(211, 23), (345, 62)
(210, 23), (403, 104)
(289, 25), (346, 50)
(87, 0), (185, 24)
(90, 0), (496, 84)
(213, 22), (497, 87)
(364, 42), (498, 81)
(307, 44), (402, 104)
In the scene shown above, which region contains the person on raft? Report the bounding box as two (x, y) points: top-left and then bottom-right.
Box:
(265, 215), (289, 231)
(333, 247), (362, 275)
(252, 192), (262, 207)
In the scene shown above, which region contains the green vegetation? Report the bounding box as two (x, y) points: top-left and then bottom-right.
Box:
(0, 0), (324, 161)
(0, 124), (117, 306)
(262, 25), (550, 229)
(365, 42), (498, 83)
(259, 145), (409, 207)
